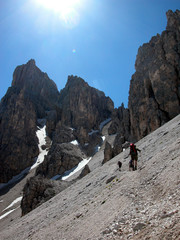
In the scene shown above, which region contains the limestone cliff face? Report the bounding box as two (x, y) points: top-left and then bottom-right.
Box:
(128, 10), (180, 140)
(108, 104), (130, 140)
(59, 75), (114, 132)
(34, 76), (114, 179)
(12, 59), (59, 115)
(0, 87), (38, 183)
(0, 60), (59, 183)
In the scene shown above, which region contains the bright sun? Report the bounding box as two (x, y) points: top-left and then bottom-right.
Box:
(37, 0), (81, 28)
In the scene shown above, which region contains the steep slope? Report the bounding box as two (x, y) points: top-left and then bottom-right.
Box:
(0, 114), (179, 240)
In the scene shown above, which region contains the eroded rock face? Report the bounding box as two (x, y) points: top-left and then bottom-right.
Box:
(108, 104), (130, 140)
(113, 134), (125, 156)
(0, 60), (59, 183)
(103, 141), (113, 164)
(59, 75), (114, 132)
(21, 175), (72, 216)
(128, 10), (180, 140)
(36, 143), (86, 179)
(0, 88), (38, 183)
(0, 61), (115, 183)
(12, 59), (59, 113)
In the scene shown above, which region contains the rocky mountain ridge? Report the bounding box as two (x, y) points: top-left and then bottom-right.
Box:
(0, 111), (179, 240)
(0, 9), (180, 240)
(0, 62), (114, 184)
(0, 9), (179, 187)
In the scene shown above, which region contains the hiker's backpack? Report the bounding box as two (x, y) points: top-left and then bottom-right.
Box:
(130, 143), (137, 155)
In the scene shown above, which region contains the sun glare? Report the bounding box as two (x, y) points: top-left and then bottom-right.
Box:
(37, 0), (81, 28)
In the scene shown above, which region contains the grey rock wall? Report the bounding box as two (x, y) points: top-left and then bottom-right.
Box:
(128, 10), (180, 140)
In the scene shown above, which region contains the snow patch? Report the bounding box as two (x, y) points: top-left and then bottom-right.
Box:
(102, 136), (106, 141)
(3, 196), (22, 212)
(0, 207), (19, 220)
(31, 125), (50, 170)
(0, 123), (50, 190)
(62, 158), (91, 180)
(99, 118), (111, 131)
(69, 127), (75, 131)
(88, 118), (111, 136)
(52, 158), (92, 181)
(94, 145), (101, 153)
(70, 140), (79, 145)
(93, 136), (105, 153)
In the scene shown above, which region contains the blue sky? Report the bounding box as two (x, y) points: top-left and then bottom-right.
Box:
(0, 0), (179, 108)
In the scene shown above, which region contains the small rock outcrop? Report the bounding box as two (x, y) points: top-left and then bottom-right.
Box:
(103, 135), (125, 163)
(102, 141), (113, 164)
(21, 175), (72, 216)
(78, 164), (90, 179)
(113, 134), (125, 156)
(36, 143), (85, 179)
(128, 10), (180, 140)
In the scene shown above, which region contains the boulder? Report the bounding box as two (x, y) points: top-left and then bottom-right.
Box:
(113, 134), (125, 157)
(102, 141), (113, 164)
(78, 164), (90, 179)
(21, 175), (72, 216)
(36, 143), (85, 179)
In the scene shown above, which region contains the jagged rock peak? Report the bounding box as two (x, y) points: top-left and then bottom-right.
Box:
(65, 75), (105, 97)
(0, 60), (60, 183)
(59, 75), (114, 130)
(66, 75), (88, 87)
(27, 59), (36, 65)
(12, 59), (58, 92)
(166, 9), (180, 31)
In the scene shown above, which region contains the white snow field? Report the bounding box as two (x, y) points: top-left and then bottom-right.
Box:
(2, 197), (23, 212)
(0, 208), (19, 220)
(0, 197), (22, 220)
(31, 125), (49, 170)
(51, 157), (92, 180)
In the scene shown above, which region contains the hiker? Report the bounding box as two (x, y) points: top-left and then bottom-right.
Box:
(118, 161), (122, 171)
(129, 143), (141, 171)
